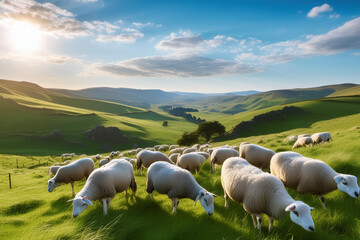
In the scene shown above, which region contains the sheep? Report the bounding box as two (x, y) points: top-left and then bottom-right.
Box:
(221, 157), (315, 232)
(239, 143), (275, 169)
(136, 148), (143, 154)
(61, 153), (75, 159)
(136, 150), (174, 175)
(169, 147), (185, 155)
(48, 166), (61, 176)
(210, 148), (239, 173)
(169, 153), (180, 164)
(94, 154), (101, 160)
(146, 161), (217, 215)
(231, 146), (240, 151)
(169, 145), (179, 150)
(68, 159), (137, 217)
(99, 159), (109, 167)
(195, 151), (210, 160)
(145, 147), (155, 151)
(298, 134), (311, 138)
(158, 146), (167, 152)
(270, 151), (360, 208)
(284, 135), (298, 142)
(199, 144), (210, 152)
(311, 132), (332, 144)
(177, 153), (206, 174)
(183, 148), (197, 154)
(48, 158), (94, 196)
(154, 145), (161, 151)
(292, 137), (314, 149)
(192, 144), (200, 150)
(161, 145), (169, 150)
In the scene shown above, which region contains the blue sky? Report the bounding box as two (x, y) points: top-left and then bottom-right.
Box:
(0, 0), (359, 92)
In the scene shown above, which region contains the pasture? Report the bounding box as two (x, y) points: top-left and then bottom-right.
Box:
(1, 112), (359, 239)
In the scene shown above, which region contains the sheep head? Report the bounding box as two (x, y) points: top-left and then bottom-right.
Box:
(285, 201), (315, 232)
(68, 196), (93, 218)
(335, 174), (360, 198)
(47, 179), (61, 192)
(194, 190), (218, 216)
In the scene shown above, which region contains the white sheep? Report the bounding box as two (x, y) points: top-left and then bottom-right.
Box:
(298, 134), (311, 138)
(68, 159), (137, 217)
(177, 153), (206, 174)
(199, 144), (210, 152)
(169, 153), (181, 164)
(146, 161), (217, 215)
(94, 154), (101, 160)
(168, 147), (185, 155)
(284, 135), (298, 142)
(99, 159), (109, 167)
(292, 137), (314, 149)
(239, 143), (275, 169)
(195, 151), (210, 160)
(136, 150), (174, 175)
(48, 166), (61, 176)
(311, 132), (332, 144)
(210, 148), (239, 173)
(145, 147), (155, 151)
(192, 144), (200, 150)
(158, 146), (167, 152)
(154, 145), (161, 151)
(136, 148), (143, 154)
(231, 145), (240, 151)
(270, 151), (360, 208)
(183, 148), (197, 154)
(48, 158), (94, 196)
(169, 145), (180, 150)
(222, 157), (315, 232)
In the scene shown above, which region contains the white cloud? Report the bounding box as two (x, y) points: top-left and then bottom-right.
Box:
(96, 32), (144, 43)
(0, 51), (78, 64)
(307, 3), (333, 18)
(132, 22), (154, 28)
(329, 13), (340, 19)
(88, 55), (262, 77)
(77, 0), (98, 2)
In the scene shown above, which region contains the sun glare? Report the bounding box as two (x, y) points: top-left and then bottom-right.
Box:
(11, 22), (41, 53)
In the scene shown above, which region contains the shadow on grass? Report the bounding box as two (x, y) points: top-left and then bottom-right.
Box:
(2, 200), (45, 216)
(43, 196), (71, 216)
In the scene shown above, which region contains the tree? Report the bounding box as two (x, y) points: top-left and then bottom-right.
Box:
(197, 121), (225, 142)
(177, 131), (199, 146)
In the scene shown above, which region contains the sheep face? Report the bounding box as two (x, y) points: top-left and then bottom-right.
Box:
(285, 201), (315, 232)
(47, 179), (61, 192)
(195, 190), (217, 216)
(69, 196), (93, 218)
(335, 174), (360, 198)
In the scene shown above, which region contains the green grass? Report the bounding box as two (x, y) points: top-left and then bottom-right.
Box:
(1, 112), (360, 239)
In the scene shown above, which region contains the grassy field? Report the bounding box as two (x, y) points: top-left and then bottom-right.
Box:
(1, 110), (359, 239)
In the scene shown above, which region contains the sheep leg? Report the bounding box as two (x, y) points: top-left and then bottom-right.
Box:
(171, 197), (178, 214)
(102, 199), (108, 215)
(211, 163), (216, 173)
(195, 169), (198, 175)
(107, 198), (112, 207)
(319, 195), (327, 209)
(149, 193), (154, 201)
(140, 166), (144, 176)
(224, 192), (229, 208)
(70, 181), (75, 196)
(125, 189), (129, 202)
(251, 215), (257, 228)
(256, 214), (262, 232)
(268, 216), (274, 232)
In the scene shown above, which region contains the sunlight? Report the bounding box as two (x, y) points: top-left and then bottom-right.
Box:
(11, 22), (41, 53)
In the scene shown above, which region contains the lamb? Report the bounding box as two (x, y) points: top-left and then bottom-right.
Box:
(136, 150), (175, 175)
(210, 148), (239, 173)
(48, 166), (61, 176)
(169, 147), (185, 155)
(292, 137), (314, 149)
(239, 143), (275, 169)
(68, 159), (137, 217)
(183, 148), (197, 154)
(169, 145), (180, 150)
(195, 151), (210, 160)
(311, 132), (332, 144)
(270, 151), (360, 208)
(177, 153), (206, 174)
(221, 157), (315, 232)
(146, 161), (217, 215)
(99, 159), (109, 167)
(169, 153), (181, 164)
(48, 158), (94, 196)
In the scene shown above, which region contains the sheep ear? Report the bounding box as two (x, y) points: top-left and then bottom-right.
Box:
(211, 193), (218, 197)
(194, 190), (206, 206)
(334, 175), (344, 184)
(83, 198), (93, 206)
(285, 203), (296, 212)
(310, 207), (314, 211)
(67, 199), (74, 202)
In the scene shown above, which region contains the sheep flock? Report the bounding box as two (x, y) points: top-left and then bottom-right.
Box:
(47, 131), (359, 234)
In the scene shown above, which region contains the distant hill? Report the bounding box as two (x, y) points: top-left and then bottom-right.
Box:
(326, 85), (360, 97)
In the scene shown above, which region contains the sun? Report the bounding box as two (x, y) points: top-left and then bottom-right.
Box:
(11, 22), (41, 53)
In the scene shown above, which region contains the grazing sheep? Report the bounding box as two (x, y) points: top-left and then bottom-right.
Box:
(183, 148), (197, 154)
(94, 154), (101, 160)
(298, 134), (311, 138)
(222, 157), (315, 232)
(48, 166), (61, 176)
(136, 148), (143, 154)
(154, 145), (161, 151)
(270, 152), (360, 208)
(210, 148), (239, 173)
(231, 146), (240, 151)
(61, 153), (75, 159)
(169, 147), (185, 155)
(199, 144), (210, 152)
(146, 161), (217, 215)
(284, 135), (298, 142)
(145, 147), (155, 151)
(195, 151), (210, 160)
(48, 158), (94, 196)
(292, 137), (314, 149)
(136, 150), (174, 175)
(158, 146), (167, 152)
(161, 145), (169, 150)
(99, 159), (109, 167)
(311, 132), (332, 144)
(68, 159), (137, 217)
(177, 153), (206, 174)
(169, 153), (181, 164)
(192, 144), (200, 150)
(239, 143), (275, 169)
(169, 145), (180, 150)
(207, 148), (214, 155)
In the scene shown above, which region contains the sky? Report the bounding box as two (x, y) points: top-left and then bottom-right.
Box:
(0, 0), (359, 93)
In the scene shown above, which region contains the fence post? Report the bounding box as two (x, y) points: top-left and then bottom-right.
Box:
(9, 173), (11, 189)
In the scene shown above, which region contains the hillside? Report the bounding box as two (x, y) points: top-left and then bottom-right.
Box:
(0, 79), (197, 155)
(326, 85), (360, 97)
